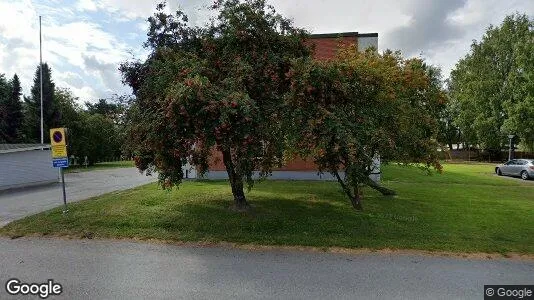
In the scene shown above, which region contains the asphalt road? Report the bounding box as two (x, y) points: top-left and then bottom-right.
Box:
(0, 238), (532, 299)
(0, 168), (156, 226)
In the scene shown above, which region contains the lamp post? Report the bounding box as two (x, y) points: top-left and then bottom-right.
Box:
(39, 16), (44, 146)
(508, 135), (515, 161)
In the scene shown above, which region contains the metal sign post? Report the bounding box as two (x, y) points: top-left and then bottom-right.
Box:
(50, 128), (69, 214)
(60, 168), (67, 213)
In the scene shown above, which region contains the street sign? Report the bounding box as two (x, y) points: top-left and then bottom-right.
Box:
(49, 127), (69, 214)
(50, 128), (66, 146)
(52, 158), (69, 168)
(49, 128), (68, 162)
(51, 146), (67, 158)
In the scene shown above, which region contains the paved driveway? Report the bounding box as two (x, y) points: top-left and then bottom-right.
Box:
(0, 238), (532, 299)
(0, 168), (156, 226)
(494, 174), (534, 183)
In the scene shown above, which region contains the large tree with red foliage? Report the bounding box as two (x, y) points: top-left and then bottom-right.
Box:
(285, 47), (445, 210)
(120, 0), (310, 210)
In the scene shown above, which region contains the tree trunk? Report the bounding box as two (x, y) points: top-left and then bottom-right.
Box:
(334, 172), (363, 210)
(351, 185), (363, 210)
(365, 178), (396, 196)
(222, 148), (249, 210)
(229, 176), (247, 209)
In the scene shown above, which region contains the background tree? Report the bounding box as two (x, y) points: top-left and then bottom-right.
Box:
(24, 63), (58, 143)
(53, 89), (124, 165)
(0, 73), (11, 142)
(85, 98), (123, 120)
(84, 97), (128, 161)
(501, 15), (534, 152)
(103, 94), (132, 159)
(121, 0), (310, 209)
(437, 100), (460, 151)
(3, 74), (24, 142)
(54, 88), (81, 128)
(71, 112), (117, 165)
(285, 48), (444, 210)
(449, 14), (534, 154)
(434, 77), (460, 152)
(54, 88), (84, 160)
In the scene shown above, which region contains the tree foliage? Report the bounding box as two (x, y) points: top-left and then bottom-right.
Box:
(285, 47), (444, 209)
(54, 89), (125, 165)
(24, 63), (59, 143)
(0, 74), (10, 141)
(0, 74), (24, 143)
(85, 98), (124, 121)
(0, 74), (10, 142)
(0, 64), (125, 165)
(121, 0), (311, 209)
(449, 14), (534, 152)
(0, 74), (24, 142)
(71, 112), (119, 165)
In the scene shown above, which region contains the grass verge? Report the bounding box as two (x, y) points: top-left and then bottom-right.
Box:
(2, 163), (533, 254)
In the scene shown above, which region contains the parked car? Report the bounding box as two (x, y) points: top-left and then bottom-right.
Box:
(495, 159), (534, 180)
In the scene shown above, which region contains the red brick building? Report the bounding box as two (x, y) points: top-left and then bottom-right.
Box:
(196, 32), (379, 180)
(307, 32), (378, 60)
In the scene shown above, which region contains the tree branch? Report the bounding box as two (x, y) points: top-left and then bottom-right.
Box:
(365, 177), (396, 196)
(333, 171), (362, 210)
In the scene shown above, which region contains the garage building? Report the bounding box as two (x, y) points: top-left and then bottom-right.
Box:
(0, 144), (58, 190)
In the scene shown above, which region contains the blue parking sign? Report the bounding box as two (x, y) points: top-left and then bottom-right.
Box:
(53, 158), (69, 168)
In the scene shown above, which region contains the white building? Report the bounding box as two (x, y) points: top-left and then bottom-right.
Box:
(0, 144), (58, 190)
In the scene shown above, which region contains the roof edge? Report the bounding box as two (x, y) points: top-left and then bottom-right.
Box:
(309, 32), (378, 39)
(310, 32), (359, 38)
(0, 145), (51, 154)
(357, 33), (378, 38)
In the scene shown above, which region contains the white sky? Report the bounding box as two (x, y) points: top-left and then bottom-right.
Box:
(0, 0), (533, 103)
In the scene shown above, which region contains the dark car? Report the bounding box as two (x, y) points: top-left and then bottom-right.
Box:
(495, 159), (534, 180)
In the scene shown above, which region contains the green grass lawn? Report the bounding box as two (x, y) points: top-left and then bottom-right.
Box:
(2, 163), (534, 254)
(65, 160), (134, 173)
